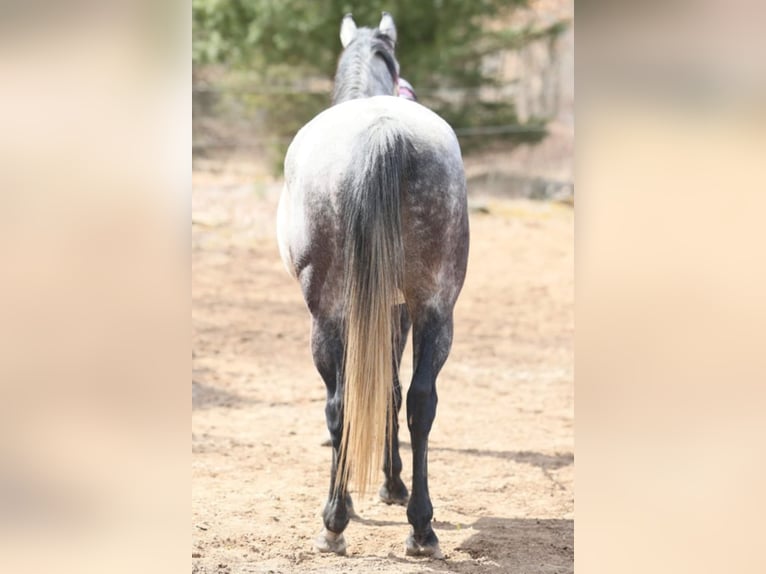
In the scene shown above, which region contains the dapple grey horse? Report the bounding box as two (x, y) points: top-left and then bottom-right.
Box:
(277, 12), (469, 558)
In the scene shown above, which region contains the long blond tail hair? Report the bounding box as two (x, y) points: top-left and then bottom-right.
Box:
(335, 119), (408, 496)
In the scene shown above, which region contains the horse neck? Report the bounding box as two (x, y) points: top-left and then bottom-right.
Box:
(332, 48), (396, 105)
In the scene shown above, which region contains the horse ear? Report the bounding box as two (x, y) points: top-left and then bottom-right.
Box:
(379, 11), (397, 45)
(340, 14), (357, 48)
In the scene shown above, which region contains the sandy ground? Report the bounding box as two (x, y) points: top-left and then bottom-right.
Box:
(192, 171), (573, 573)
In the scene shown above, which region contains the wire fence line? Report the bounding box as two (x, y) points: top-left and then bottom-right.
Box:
(193, 82), (572, 151)
(192, 84), (512, 96)
(193, 124), (551, 151)
(192, 122), (574, 150)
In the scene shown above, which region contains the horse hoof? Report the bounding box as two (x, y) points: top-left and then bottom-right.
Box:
(405, 532), (443, 559)
(379, 483), (409, 506)
(314, 528), (347, 555)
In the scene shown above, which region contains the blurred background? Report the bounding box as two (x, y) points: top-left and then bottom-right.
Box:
(6, 0), (765, 573)
(192, 0), (573, 200)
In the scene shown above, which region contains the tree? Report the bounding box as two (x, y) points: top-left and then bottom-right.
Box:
(193, 0), (567, 162)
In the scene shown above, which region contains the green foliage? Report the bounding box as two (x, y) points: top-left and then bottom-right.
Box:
(194, 0), (532, 80)
(193, 1), (568, 166)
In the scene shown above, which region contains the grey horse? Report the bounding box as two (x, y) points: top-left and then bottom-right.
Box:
(276, 12), (469, 558)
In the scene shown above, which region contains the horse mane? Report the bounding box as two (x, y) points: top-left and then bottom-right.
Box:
(332, 29), (398, 105)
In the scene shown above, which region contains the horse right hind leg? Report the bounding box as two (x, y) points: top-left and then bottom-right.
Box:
(310, 316), (350, 555)
(404, 307), (454, 559)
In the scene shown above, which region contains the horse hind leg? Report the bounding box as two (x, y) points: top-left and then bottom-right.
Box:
(310, 316), (352, 555)
(404, 307), (454, 559)
(379, 303), (410, 506)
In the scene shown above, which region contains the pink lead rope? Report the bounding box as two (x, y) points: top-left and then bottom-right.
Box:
(397, 78), (417, 102)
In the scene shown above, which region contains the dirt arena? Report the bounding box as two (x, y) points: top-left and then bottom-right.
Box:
(192, 170), (573, 573)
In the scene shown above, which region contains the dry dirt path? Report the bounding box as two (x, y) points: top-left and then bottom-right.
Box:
(192, 174), (573, 573)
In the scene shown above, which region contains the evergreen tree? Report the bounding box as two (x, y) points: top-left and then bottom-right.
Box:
(193, 0), (567, 161)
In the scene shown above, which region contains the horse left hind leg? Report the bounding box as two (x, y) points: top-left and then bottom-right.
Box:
(380, 303), (410, 505)
(310, 316), (351, 555)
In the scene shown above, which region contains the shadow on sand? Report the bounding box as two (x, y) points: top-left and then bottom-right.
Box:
(192, 378), (248, 410)
(454, 517), (572, 572)
(380, 517), (573, 573)
(427, 446), (573, 472)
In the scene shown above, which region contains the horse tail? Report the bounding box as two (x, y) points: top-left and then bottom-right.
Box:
(336, 119), (408, 496)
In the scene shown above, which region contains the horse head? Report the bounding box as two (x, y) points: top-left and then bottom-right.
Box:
(332, 12), (400, 104)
